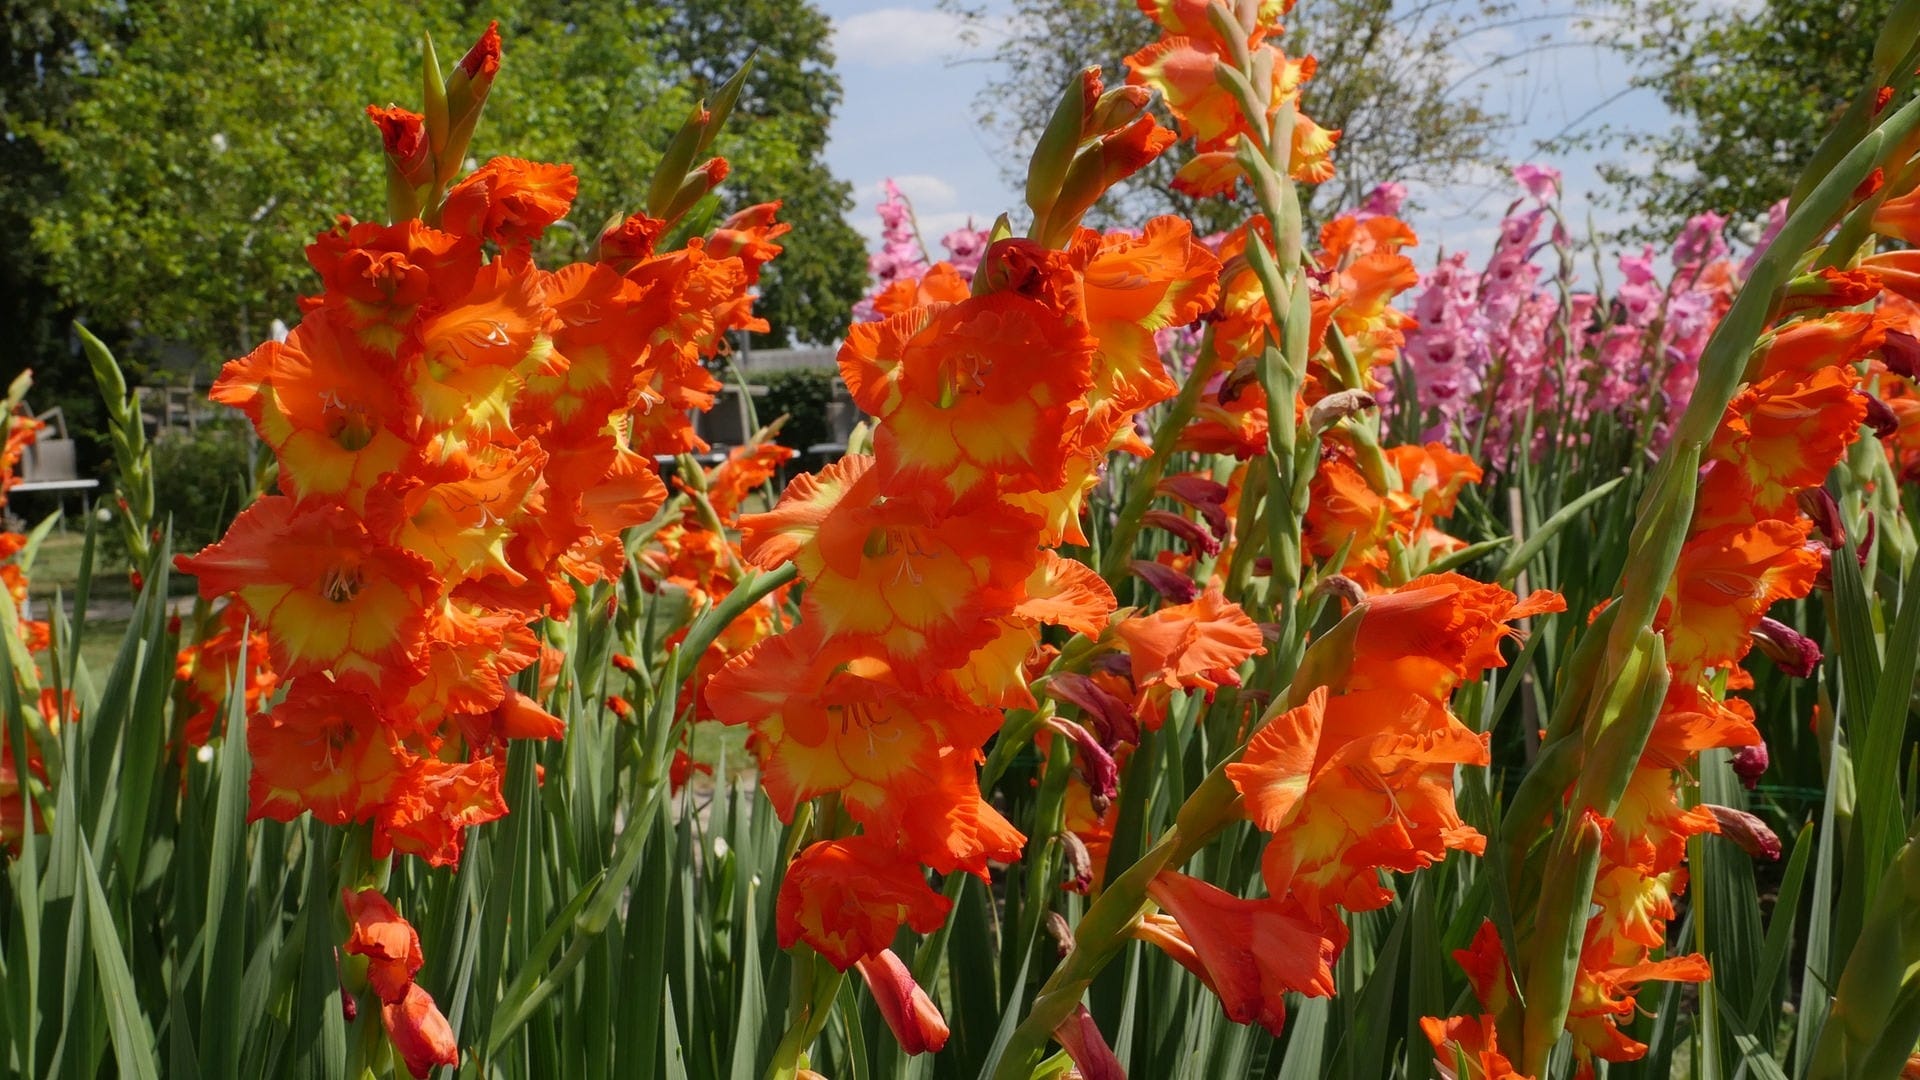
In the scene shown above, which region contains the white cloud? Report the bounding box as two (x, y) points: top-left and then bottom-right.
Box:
(856, 173), (960, 209)
(832, 9), (975, 69)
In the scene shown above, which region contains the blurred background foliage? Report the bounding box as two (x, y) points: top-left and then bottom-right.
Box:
(0, 0), (866, 473)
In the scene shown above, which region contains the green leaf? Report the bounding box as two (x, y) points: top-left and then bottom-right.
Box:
(79, 835), (161, 1079)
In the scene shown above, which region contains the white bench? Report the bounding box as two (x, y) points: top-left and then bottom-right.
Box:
(8, 407), (100, 530)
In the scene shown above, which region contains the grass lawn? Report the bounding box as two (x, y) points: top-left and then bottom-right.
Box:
(23, 529), (193, 679)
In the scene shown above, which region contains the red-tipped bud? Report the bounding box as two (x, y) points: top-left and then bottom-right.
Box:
(855, 949), (950, 1055)
(1042, 673), (1140, 747)
(1047, 716), (1119, 811)
(610, 653), (639, 674)
(367, 105), (433, 187)
(1054, 1004), (1127, 1080)
(1731, 742), (1770, 791)
(1141, 509), (1222, 557)
(1797, 488), (1846, 547)
(1131, 558), (1200, 603)
(1881, 328), (1920, 379)
(1751, 616), (1822, 678)
(1704, 804), (1782, 861)
(1157, 473), (1231, 539)
(606, 695), (633, 720)
(1863, 392), (1902, 437)
(383, 983), (459, 1078)
(457, 21), (502, 80)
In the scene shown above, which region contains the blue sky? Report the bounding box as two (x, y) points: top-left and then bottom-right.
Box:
(815, 1), (1754, 274)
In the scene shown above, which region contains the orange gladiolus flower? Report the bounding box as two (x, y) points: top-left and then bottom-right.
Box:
(1242, 687), (1489, 913)
(1749, 311), (1883, 383)
(1707, 365), (1865, 518)
(1341, 574), (1565, 704)
(1140, 872), (1341, 1036)
(741, 454), (1044, 660)
(441, 156), (579, 248)
(839, 293), (1096, 494)
(376, 756), (510, 867)
(247, 681), (405, 826)
(1661, 519), (1820, 673)
(304, 217), (480, 344)
(175, 602), (278, 747)
(705, 622), (1001, 829)
(1113, 585), (1266, 694)
(1564, 941), (1709, 1073)
(211, 309), (422, 509)
(1072, 216), (1222, 415)
(1419, 1015), (1531, 1080)
(181, 496), (437, 691)
(342, 886), (424, 1003)
(775, 836), (953, 969)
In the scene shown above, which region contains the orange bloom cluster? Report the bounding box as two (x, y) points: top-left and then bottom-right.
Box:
(179, 26), (784, 867)
(1134, 574), (1558, 1036)
(1124, 0), (1337, 196)
(342, 887), (458, 1078)
(1, 395), (55, 853)
(1303, 440), (1483, 588)
(708, 112), (1251, 1050)
(1181, 211), (1421, 461)
(1424, 271), (1884, 1080)
(638, 439), (797, 728)
(175, 602), (278, 748)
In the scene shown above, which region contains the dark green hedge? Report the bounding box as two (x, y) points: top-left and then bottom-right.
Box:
(753, 367), (836, 451)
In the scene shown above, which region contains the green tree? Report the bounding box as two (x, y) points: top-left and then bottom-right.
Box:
(20, 0), (860, 382)
(949, 0), (1517, 230)
(1564, 0), (1888, 234)
(654, 0), (869, 346)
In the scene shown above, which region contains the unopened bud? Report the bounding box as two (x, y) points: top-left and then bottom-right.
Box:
(1141, 509), (1222, 557)
(1131, 559), (1200, 603)
(1047, 716), (1119, 810)
(1704, 804), (1782, 861)
(1314, 574), (1368, 608)
(1087, 85), (1152, 136)
(1056, 834), (1094, 897)
(1046, 909), (1078, 952)
(1796, 488), (1845, 547)
(1308, 389), (1377, 434)
(1882, 328), (1920, 379)
(1731, 741), (1769, 790)
(1863, 392), (1901, 437)
(1751, 616), (1822, 678)
(1026, 67), (1104, 222)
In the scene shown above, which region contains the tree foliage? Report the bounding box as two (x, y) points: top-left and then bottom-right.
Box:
(655, 0), (869, 346)
(948, 0), (1515, 230)
(1566, 0), (1888, 235)
(13, 0), (861, 385)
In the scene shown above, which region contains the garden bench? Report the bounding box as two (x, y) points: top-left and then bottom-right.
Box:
(8, 406), (100, 531)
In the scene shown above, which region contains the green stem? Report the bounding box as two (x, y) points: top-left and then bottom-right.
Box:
(1096, 338), (1217, 585)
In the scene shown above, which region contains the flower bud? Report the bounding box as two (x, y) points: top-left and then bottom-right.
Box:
(1057, 835), (1095, 896)
(855, 949), (950, 1055)
(1750, 616), (1822, 678)
(1703, 804), (1782, 860)
(1731, 742), (1769, 790)
(1881, 328), (1920, 379)
(1054, 1004), (1127, 1080)
(1131, 558), (1200, 603)
(1308, 388), (1377, 434)
(1863, 391), (1901, 438)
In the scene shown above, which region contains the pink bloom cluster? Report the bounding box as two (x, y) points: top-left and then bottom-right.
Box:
(853, 179), (990, 322)
(1390, 166), (1744, 466)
